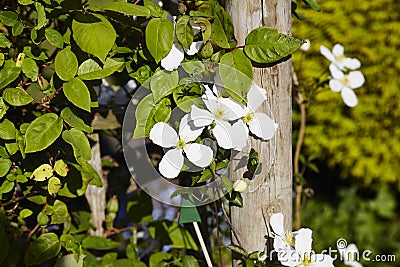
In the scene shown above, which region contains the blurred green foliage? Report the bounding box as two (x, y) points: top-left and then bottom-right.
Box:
(293, 0), (400, 186)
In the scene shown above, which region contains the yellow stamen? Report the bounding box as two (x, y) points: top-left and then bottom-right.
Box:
(242, 112), (254, 123)
(336, 54), (345, 62)
(284, 231), (295, 245)
(177, 139), (186, 149)
(301, 254), (312, 266)
(214, 108), (225, 119)
(343, 75), (350, 86)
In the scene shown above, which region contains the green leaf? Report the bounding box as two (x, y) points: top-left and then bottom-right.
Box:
(211, 15), (230, 49)
(35, 2), (48, 29)
(22, 57), (39, 80)
(23, 46), (48, 60)
(0, 158), (11, 177)
(54, 159), (68, 177)
(113, 259), (146, 267)
(25, 113), (63, 153)
(99, 2), (151, 16)
(302, 0), (321, 11)
(3, 87), (33, 106)
(62, 129), (91, 164)
(37, 211), (49, 226)
(18, 0), (34, 5)
(50, 200), (69, 224)
(60, 107), (92, 133)
(20, 209), (33, 218)
(1, 179), (14, 193)
(5, 143), (18, 155)
(55, 47), (78, 81)
(30, 163), (53, 181)
(0, 119), (16, 140)
(219, 50), (253, 102)
(176, 15), (193, 49)
(129, 65), (153, 84)
(0, 11), (19, 26)
(48, 177), (62, 196)
(72, 14), (116, 61)
(244, 27), (304, 64)
(173, 83), (204, 113)
(194, 17), (212, 42)
(45, 29), (64, 49)
(149, 252), (172, 267)
(25, 233), (61, 266)
(0, 97), (8, 120)
(150, 69), (179, 102)
(78, 58), (124, 80)
(54, 254), (85, 267)
(0, 33), (11, 48)
(224, 244), (248, 258)
(82, 236), (120, 250)
(221, 174), (233, 193)
(145, 18), (174, 63)
(63, 78), (91, 111)
(0, 60), (21, 89)
(0, 146), (8, 158)
(144, 0), (166, 18)
(182, 255), (200, 267)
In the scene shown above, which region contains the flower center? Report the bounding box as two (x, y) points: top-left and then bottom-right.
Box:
(177, 139), (186, 149)
(301, 254), (312, 266)
(284, 231), (295, 245)
(343, 75), (350, 86)
(214, 108), (225, 119)
(242, 112), (254, 123)
(336, 54), (345, 62)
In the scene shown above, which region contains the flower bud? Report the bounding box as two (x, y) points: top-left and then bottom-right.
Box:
(233, 180), (248, 193)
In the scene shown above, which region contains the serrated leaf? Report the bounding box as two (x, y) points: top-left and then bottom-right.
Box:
(3, 87), (33, 106)
(63, 78), (91, 111)
(72, 14), (116, 61)
(45, 29), (64, 48)
(22, 57), (39, 80)
(62, 129), (91, 164)
(0, 34), (11, 48)
(54, 160), (68, 177)
(0, 60), (21, 89)
(82, 236), (120, 250)
(25, 233), (61, 266)
(220, 50), (253, 102)
(34, 2), (48, 29)
(0, 119), (16, 140)
(25, 113), (63, 153)
(145, 18), (174, 63)
(176, 15), (193, 49)
(244, 27), (304, 64)
(78, 58), (124, 80)
(0, 158), (11, 177)
(60, 107), (92, 133)
(55, 47), (78, 81)
(99, 2), (150, 16)
(150, 69), (179, 102)
(30, 164), (53, 181)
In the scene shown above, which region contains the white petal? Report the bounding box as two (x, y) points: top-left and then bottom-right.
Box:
(159, 148), (184, 178)
(329, 64), (345, 80)
(190, 105), (214, 127)
(149, 122), (178, 148)
(342, 58), (361, 70)
(190, 21), (201, 36)
(247, 83), (267, 111)
(270, 213), (285, 237)
(161, 43), (184, 71)
(248, 113), (277, 140)
(332, 44), (344, 57)
(347, 71), (365, 89)
(203, 85), (218, 112)
(295, 228), (313, 257)
(320, 45), (335, 62)
(218, 98), (246, 121)
(273, 237), (286, 251)
(314, 254), (335, 267)
(179, 114), (204, 142)
(212, 120), (234, 149)
(341, 87), (358, 107)
(185, 41), (202, 56)
(346, 244), (359, 254)
(231, 120), (248, 151)
(329, 79), (343, 92)
(346, 261), (363, 267)
(184, 143), (213, 168)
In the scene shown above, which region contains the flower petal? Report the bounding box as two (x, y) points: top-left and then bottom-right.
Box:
(184, 143), (213, 168)
(212, 120), (234, 149)
(190, 105), (215, 127)
(329, 64), (345, 80)
(347, 71), (365, 89)
(159, 148), (184, 178)
(295, 228), (313, 257)
(332, 44), (344, 57)
(329, 79), (343, 92)
(179, 114), (204, 142)
(270, 213), (285, 237)
(161, 43), (184, 71)
(203, 85), (218, 112)
(343, 58), (361, 70)
(247, 83), (267, 111)
(320, 45), (335, 62)
(231, 120), (249, 151)
(150, 122), (178, 148)
(313, 254), (335, 267)
(186, 41), (202, 56)
(218, 98), (246, 121)
(248, 113), (277, 140)
(341, 87), (358, 107)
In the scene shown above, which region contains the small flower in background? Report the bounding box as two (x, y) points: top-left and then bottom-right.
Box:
(232, 179), (248, 193)
(328, 64), (365, 107)
(338, 243), (363, 267)
(320, 44), (361, 70)
(300, 39), (311, 52)
(149, 114), (213, 178)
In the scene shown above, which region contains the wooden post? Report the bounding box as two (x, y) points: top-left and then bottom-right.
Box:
(226, 0), (293, 254)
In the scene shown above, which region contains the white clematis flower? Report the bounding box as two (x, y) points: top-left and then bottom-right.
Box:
(339, 243), (363, 267)
(149, 114), (213, 178)
(190, 85), (246, 149)
(320, 44), (361, 70)
(232, 84), (278, 150)
(329, 64), (365, 107)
